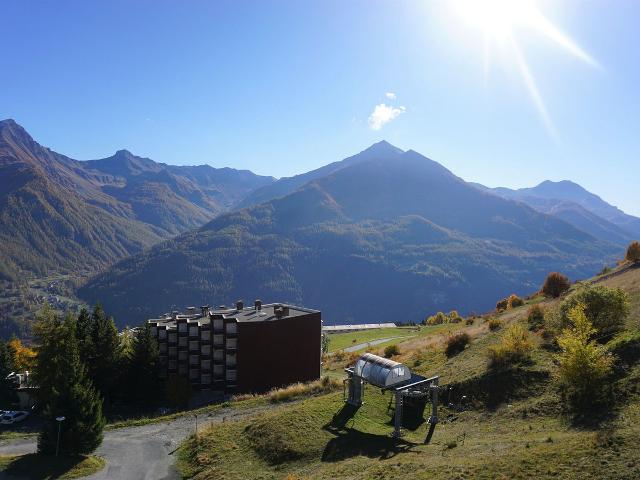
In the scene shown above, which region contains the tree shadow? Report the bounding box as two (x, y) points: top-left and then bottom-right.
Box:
(3, 454), (91, 479)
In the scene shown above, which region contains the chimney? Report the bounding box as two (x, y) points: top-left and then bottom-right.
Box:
(171, 310), (179, 320)
(274, 305), (289, 319)
(236, 300), (244, 311)
(201, 305), (210, 317)
(254, 299), (262, 311)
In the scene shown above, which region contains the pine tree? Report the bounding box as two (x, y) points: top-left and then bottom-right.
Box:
(0, 339), (17, 405)
(86, 304), (120, 403)
(33, 309), (105, 455)
(127, 324), (162, 405)
(75, 307), (92, 366)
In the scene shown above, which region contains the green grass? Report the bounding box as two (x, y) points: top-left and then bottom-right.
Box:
(0, 454), (105, 479)
(178, 264), (640, 480)
(327, 327), (419, 352)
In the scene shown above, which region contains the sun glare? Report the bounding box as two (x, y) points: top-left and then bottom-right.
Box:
(450, 0), (600, 135)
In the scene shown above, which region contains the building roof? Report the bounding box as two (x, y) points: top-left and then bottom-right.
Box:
(148, 303), (319, 328)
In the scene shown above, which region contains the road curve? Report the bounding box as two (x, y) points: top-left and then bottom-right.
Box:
(0, 404), (273, 480)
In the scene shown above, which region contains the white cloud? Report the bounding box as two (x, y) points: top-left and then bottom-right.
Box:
(368, 103), (406, 130)
(385, 92), (397, 100)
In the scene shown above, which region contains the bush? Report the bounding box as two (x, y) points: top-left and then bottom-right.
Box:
(425, 311), (448, 326)
(495, 298), (508, 312)
(445, 333), (470, 357)
(507, 294), (525, 309)
(556, 304), (613, 414)
(383, 344), (400, 358)
(448, 310), (462, 323)
(465, 317), (474, 326)
(626, 240), (640, 263)
(527, 305), (545, 331)
(542, 272), (571, 298)
(487, 324), (534, 370)
(559, 285), (630, 338)
(488, 318), (502, 331)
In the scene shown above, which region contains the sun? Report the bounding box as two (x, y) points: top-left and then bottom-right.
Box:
(449, 0), (600, 135)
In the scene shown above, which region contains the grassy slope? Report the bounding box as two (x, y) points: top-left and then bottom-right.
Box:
(0, 454), (105, 479)
(179, 264), (640, 480)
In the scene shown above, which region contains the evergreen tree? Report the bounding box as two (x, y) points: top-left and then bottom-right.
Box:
(86, 304), (120, 403)
(75, 307), (92, 366)
(127, 324), (162, 406)
(0, 339), (17, 406)
(33, 309), (105, 455)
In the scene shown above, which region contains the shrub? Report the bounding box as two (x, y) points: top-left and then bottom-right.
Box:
(268, 376), (340, 403)
(626, 240), (640, 263)
(507, 294), (525, 309)
(425, 311), (448, 326)
(487, 324), (534, 370)
(488, 318), (502, 331)
(495, 298), (508, 312)
(556, 304), (613, 414)
(384, 344), (400, 358)
(559, 285), (630, 338)
(542, 272), (571, 298)
(448, 310), (462, 323)
(445, 333), (470, 357)
(527, 305), (545, 331)
(465, 317), (474, 326)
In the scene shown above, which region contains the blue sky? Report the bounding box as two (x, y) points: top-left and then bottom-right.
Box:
(2, 0), (639, 215)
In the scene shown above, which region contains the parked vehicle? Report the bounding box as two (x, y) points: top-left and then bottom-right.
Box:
(0, 411), (29, 424)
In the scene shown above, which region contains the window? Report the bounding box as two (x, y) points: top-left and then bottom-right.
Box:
(226, 369), (237, 382)
(226, 338), (237, 349)
(226, 322), (237, 334)
(201, 359), (211, 370)
(168, 360), (176, 370)
(189, 369), (199, 379)
(150, 326), (158, 337)
(178, 323), (187, 333)
(213, 349), (224, 361)
(158, 329), (167, 340)
(226, 354), (236, 367)
(189, 326), (198, 337)
(201, 345), (211, 356)
(201, 330), (210, 341)
(168, 332), (177, 343)
(213, 335), (224, 346)
(178, 337), (187, 347)
(213, 365), (224, 377)
(178, 351), (187, 361)
(189, 340), (199, 351)
(201, 374), (211, 385)
(178, 364), (187, 375)
(213, 319), (224, 331)
(169, 347), (177, 357)
(189, 355), (199, 366)
(159, 343), (167, 353)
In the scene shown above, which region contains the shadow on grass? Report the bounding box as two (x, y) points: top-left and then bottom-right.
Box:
(448, 367), (550, 410)
(2, 453), (103, 479)
(321, 404), (419, 462)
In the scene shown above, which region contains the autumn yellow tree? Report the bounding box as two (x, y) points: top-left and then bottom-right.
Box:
(7, 338), (36, 372)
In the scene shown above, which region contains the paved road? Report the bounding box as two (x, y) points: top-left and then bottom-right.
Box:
(0, 405), (270, 479)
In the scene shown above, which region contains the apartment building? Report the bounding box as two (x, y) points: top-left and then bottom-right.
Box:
(148, 300), (321, 394)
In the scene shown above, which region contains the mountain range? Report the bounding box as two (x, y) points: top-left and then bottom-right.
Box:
(1, 119), (637, 331)
(0, 119), (274, 280)
(79, 143), (626, 326)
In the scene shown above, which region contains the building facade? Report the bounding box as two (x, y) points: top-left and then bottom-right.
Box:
(148, 301), (322, 394)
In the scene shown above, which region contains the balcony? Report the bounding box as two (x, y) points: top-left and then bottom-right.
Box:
(226, 338), (237, 350)
(212, 319), (224, 332)
(226, 369), (237, 382)
(213, 365), (224, 378)
(168, 332), (177, 343)
(178, 337), (187, 348)
(158, 329), (167, 340)
(188, 326), (199, 337)
(201, 359), (211, 371)
(226, 354), (237, 368)
(213, 335), (224, 347)
(225, 323), (237, 335)
(201, 345), (211, 356)
(189, 355), (199, 366)
(189, 340), (200, 352)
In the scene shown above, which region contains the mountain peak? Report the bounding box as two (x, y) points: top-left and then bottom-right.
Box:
(0, 119), (33, 143)
(363, 140), (403, 156)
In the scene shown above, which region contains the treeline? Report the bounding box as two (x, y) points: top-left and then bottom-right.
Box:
(19, 304), (163, 456)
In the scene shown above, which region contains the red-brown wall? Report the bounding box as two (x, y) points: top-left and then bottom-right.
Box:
(236, 312), (321, 393)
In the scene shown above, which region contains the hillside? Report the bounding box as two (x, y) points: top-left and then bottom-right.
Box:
(478, 180), (640, 243)
(177, 263), (640, 479)
(80, 146), (620, 327)
(0, 119), (274, 336)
